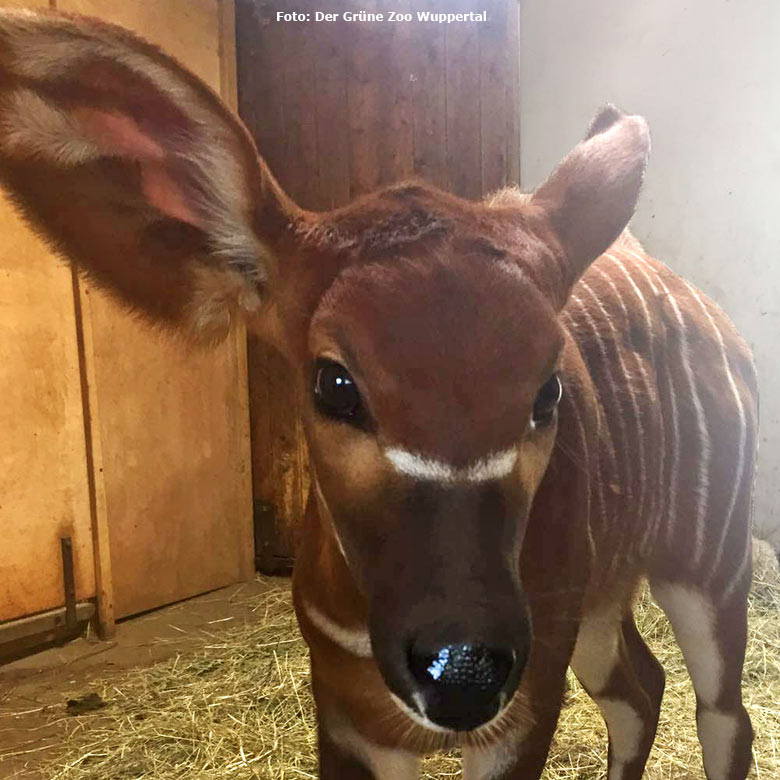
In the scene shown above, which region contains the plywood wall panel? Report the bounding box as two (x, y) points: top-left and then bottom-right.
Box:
(0, 0), (96, 623)
(57, 0), (253, 618)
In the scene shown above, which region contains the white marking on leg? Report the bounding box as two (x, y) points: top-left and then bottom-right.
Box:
(561, 310), (616, 550)
(327, 716), (419, 779)
(698, 710), (739, 780)
(384, 447), (517, 483)
(626, 250), (711, 564)
(683, 280), (747, 586)
(608, 762), (626, 780)
(303, 601), (373, 658)
(462, 738), (516, 780)
(596, 698), (644, 773)
(650, 583), (722, 706)
(570, 604), (621, 694)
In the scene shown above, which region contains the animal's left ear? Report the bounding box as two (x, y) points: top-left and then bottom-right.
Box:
(530, 105), (650, 304)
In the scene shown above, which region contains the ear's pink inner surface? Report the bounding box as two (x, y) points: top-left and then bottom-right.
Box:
(74, 107), (201, 225)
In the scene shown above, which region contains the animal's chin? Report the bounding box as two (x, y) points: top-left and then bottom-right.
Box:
(388, 688), (510, 735)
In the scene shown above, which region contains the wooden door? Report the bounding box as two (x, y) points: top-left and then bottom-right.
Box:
(235, 0), (521, 564)
(58, 0), (253, 620)
(0, 0), (96, 625)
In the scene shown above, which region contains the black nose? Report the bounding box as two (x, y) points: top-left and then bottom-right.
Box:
(407, 642), (516, 730)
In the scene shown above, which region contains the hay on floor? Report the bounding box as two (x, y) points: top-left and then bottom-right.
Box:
(25, 543), (780, 779)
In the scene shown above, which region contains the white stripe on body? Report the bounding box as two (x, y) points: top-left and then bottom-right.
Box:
(384, 447), (517, 483)
(617, 254), (678, 557)
(565, 391), (597, 561)
(723, 532), (754, 601)
(592, 264), (652, 548)
(579, 280), (644, 573)
(564, 300), (622, 544)
(682, 280), (747, 588)
(626, 250), (711, 567)
(603, 252), (664, 555)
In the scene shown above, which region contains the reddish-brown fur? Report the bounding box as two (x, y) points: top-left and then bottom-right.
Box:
(0, 11), (757, 780)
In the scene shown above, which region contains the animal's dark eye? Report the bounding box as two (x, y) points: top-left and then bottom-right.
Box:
(314, 360), (361, 419)
(532, 373), (562, 426)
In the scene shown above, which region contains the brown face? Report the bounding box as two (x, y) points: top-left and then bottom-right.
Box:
(303, 228), (565, 731)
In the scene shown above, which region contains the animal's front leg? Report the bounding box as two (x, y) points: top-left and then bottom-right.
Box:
(462, 618), (576, 780)
(313, 672), (420, 780)
(461, 687), (566, 780)
(318, 721), (419, 779)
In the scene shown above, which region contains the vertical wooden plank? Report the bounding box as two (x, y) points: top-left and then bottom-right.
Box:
(345, 0), (383, 197)
(311, 6), (351, 209)
(410, 0), (448, 190)
(246, 342), (308, 553)
(479, 0), (510, 194)
(235, 0), (288, 184)
(278, 1), (321, 207)
(71, 275), (115, 637)
(218, 0), (238, 110)
(445, 0), (482, 199)
(377, 0), (415, 186)
(219, 0), (255, 582)
(505, 0), (521, 185)
(236, 0), (311, 555)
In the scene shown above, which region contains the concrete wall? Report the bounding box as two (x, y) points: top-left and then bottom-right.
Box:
(520, 0), (780, 545)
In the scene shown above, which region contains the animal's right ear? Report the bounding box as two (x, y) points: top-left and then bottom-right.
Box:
(0, 10), (300, 342)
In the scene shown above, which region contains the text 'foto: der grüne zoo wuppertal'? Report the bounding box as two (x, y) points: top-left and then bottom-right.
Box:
(275, 10), (488, 23)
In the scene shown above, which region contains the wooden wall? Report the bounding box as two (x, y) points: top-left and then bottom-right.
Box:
(0, 0), (253, 639)
(0, 0), (95, 625)
(235, 0), (521, 558)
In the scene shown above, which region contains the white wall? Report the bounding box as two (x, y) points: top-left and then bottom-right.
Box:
(520, 0), (780, 545)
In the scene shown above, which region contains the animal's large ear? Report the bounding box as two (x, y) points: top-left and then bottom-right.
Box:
(0, 9), (299, 342)
(530, 105), (650, 306)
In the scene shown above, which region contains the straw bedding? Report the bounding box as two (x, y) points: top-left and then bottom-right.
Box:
(34, 541), (780, 779)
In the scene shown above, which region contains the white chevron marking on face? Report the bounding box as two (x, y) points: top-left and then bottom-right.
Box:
(384, 447), (518, 483)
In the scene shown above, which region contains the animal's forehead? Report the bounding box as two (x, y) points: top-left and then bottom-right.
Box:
(311, 251), (561, 462)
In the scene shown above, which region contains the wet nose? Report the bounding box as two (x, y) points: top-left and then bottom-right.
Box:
(407, 642), (517, 730)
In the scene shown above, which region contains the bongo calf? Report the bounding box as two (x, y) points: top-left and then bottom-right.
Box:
(0, 10), (757, 779)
